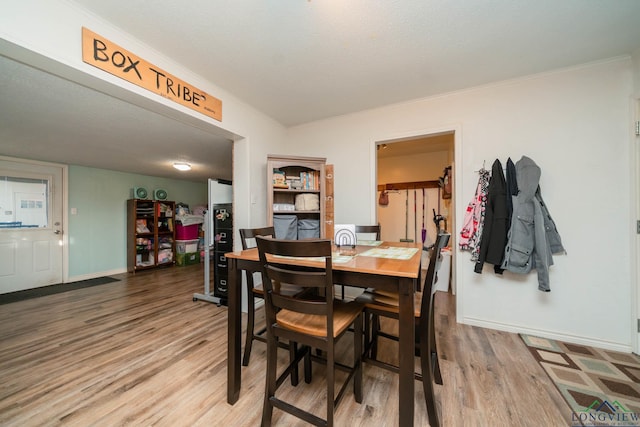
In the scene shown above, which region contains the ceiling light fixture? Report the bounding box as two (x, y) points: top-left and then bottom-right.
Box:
(173, 162), (191, 171)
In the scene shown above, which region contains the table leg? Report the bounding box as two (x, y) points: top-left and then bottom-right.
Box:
(398, 277), (415, 426)
(227, 257), (241, 404)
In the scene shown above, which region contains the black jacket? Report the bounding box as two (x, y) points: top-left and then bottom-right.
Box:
(506, 157), (518, 225)
(474, 159), (509, 274)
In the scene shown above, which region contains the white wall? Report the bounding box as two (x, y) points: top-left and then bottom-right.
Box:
(0, 0), (290, 243)
(288, 58), (635, 351)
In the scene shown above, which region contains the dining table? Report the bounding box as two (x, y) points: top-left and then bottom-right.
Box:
(225, 240), (422, 427)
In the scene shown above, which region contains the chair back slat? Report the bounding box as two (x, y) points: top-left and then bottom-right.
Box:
(355, 224), (381, 240)
(239, 226), (275, 250)
(261, 238), (331, 258)
(256, 236), (334, 335)
(271, 293), (327, 315)
(418, 233), (450, 339)
(266, 265), (328, 289)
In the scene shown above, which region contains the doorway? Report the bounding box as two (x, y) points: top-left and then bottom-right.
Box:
(0, 157), (66, 293)
(376, 132), (455, 291)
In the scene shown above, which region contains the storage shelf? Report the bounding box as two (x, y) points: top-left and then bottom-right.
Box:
(267, 155), (327, 239)
(273, 189), (321, 194)
(127, 199), (176, 273)
(273, 210), (320, 214)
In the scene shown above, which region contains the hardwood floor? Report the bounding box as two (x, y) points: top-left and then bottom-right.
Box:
(0, 264), (572, 426)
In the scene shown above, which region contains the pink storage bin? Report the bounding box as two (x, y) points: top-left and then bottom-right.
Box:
(176, 223), (199, 240)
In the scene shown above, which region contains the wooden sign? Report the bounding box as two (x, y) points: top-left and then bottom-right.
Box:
(82, 27), (222, 121)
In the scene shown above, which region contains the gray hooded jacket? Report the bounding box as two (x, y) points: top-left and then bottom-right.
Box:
(500, 156), (565, 291)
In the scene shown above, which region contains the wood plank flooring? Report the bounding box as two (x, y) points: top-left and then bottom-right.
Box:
(0, 264), (572, 426)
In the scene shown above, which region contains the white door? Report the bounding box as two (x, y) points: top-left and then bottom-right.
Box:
(0, 158), (64, 293)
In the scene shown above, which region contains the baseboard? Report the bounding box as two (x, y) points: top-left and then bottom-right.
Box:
(461, 316), (632, 353)
(67, 268), (126, 283)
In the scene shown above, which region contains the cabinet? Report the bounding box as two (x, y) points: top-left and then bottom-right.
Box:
(213, 203), (232, 304)
(127, 199), (176, 272)
(267, 155), (327, 239)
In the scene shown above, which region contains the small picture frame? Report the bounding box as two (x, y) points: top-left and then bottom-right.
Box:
(334, 224), (356, 248)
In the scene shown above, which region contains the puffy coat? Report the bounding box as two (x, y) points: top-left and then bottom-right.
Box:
(501, 156), (565, 291)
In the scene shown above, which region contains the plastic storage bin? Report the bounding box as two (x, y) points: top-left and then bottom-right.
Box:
(176, 251), (200, 266)
(176, 223), (199, 240)
(274, 215), (298, 240)
(176, 239), (199, 254)
(297, 219), (320, 239)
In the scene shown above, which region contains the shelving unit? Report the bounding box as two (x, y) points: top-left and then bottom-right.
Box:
(267, 154), (327, 239)
(127, 199), (176, 272)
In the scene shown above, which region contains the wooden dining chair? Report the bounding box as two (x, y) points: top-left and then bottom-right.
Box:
(256, 236), (364, 427)
(240, 227), (307, 369)
(356, 232), (450, 427)
(239, 227), (276, 366)
(355, 224), (381, 241)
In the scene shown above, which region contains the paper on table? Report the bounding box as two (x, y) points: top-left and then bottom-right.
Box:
(356, 240), (383, 247)
(359, 247), (419, 260)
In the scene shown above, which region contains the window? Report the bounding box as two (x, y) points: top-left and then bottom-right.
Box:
(0, 175), (49, 229)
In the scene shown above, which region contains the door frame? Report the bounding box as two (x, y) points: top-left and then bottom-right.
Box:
(371, 124), (461, 298)
(0, 156), (69, 285)
(633, 97), (640, 355)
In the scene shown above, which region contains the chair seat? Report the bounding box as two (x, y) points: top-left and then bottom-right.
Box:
(356, 290), (422, 317)
(276, 301), (364, 337)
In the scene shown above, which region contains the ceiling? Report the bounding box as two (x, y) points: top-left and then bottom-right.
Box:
(377, 133), (453, 159)
(2, 1), (640, 182)
(0, 55), (233, 182)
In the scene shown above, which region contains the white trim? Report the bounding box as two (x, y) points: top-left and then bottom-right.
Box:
(369, 137), (378, 225)
(61, 162), (69, 284)
(462, 316), (633, 353)
(67, 268), (127, 283)
(633, 95), (640, 354)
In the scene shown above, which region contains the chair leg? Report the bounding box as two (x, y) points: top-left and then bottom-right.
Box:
(370, 314), (380, 359)
(326, 345), (335, 427)
(304, 347), (312, 384)
(429, 297), (443, 386)
(362, 311), (371, 357)
(418, 294), (441, 427)
(289, 342), (299, 386)
(261, 335), (277, 427)
(419, 330), (440, 427)
(432, 351), (443, 386)
(242, 293), (256, 366)
(354, 313), (363, 403)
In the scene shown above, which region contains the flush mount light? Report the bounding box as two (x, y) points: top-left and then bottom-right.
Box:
(173, 162), (191, 171)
